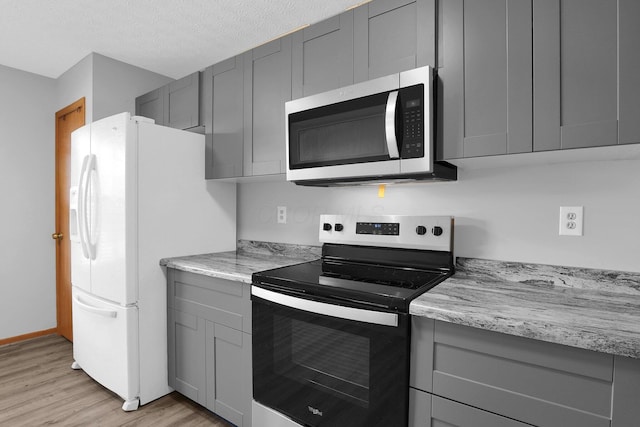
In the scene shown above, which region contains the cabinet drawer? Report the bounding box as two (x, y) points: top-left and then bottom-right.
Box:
(432, 395), (529, 427)
(168, 269), (251, 333)
(432, 320), (613, 427)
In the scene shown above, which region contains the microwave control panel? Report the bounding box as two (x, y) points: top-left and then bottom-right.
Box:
(400, 84), (424, 159)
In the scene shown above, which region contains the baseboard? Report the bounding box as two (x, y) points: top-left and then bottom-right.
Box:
(0, 328), (59, 346)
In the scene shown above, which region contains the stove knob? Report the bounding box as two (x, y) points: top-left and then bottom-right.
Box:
(416, 225), (427, 235)
(334, 223), (344, 232)
(323, 223), (332, 231)
(432, 226), (443, 236)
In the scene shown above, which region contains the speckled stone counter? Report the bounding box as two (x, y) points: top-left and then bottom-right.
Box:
(410, 258), (640, 359)
(160, 240), (321, 284)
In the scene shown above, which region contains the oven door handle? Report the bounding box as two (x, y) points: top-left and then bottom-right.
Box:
(252, 286), (398, 327)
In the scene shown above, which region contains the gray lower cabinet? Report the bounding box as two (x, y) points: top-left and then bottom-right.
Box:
(533, 0), (640, 150)
(354, 0), (436, 82)
(410, 317), (623, 427)
(135, 71), (201, 130)
(242, 37), (292, 177)
(439, 0), (533, 159)
(410, 390), (530, 427)
(167, 268), (252, 427)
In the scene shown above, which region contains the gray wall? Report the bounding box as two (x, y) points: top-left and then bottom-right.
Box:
(1, 54), (172, 340)
(57, 52), (173, 123)
(238, 151), (640, 273)
(0, 64), (57, 339)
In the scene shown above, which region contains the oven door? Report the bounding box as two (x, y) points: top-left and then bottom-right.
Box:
(252, 286), (409, 427)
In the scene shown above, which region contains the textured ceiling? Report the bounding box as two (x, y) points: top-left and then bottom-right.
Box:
(0, 0), (361, 79)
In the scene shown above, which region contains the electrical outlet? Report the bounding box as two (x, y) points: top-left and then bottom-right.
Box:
(559, 206), (583, 236)
(277, 206), (287, 224)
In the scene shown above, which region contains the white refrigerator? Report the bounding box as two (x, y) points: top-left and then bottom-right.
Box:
(69, 112), (236, 411)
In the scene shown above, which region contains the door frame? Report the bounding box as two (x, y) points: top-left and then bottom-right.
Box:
(55, 97), (86, 341)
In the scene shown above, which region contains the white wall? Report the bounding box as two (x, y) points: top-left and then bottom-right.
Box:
(0, 65), (57, 339)
(238, 151), (640, 273)
(56, 54), (93, 122)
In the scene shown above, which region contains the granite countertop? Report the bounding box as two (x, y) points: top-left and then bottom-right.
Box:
(162, 242), (640, 359)
(410, 258), (640, 359)
(160, 240), (321, 284)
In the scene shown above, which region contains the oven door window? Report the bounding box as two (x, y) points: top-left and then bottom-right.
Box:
(253, 295), (409, 427)
(288, 92), (396, 169)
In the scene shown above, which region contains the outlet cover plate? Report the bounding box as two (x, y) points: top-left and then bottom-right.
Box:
(559, 206), (583, 236)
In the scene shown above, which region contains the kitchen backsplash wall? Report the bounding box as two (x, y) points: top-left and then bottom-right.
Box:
(238, 154), (640, 273)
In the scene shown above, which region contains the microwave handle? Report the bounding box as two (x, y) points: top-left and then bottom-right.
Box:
(385, 90), (400, 159)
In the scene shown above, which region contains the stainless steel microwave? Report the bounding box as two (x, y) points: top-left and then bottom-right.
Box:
(285, 66), (456, 186)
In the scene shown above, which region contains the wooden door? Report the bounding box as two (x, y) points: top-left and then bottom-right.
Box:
(55, 98), (85, 341)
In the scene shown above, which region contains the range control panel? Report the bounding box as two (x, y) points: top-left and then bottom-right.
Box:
(319, 214), (453, 252)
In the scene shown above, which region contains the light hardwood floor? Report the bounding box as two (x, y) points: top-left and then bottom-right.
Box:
(0, 334), (232, 426)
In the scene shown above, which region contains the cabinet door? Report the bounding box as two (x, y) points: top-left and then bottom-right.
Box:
(619, 0), (640, 145)
(135, 87), (166, 125)
(291, 11), (354, 99)
(243, 37), (292, 176)
(167, 71), (201, 130)
(206, 56), (244, 179)
(439, 0), (532, 159)
(431, 396), (529, 427)
(533, 0), (619, 150)
(167, 309), (206, 407)
(354, 0), (436, 82)
(206, 322), (252, 427)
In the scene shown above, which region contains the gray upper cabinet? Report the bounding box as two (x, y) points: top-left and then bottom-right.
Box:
(354, 0), (436, 82)
(134, 71), (201, 130)
(206, 56), (245, 179)
(439, 0), (533, 159)
(618, 0), (640, 145)
(243, 37), (292, 177)
(166, 72), (201, 130)
(292, 11), (355, 99)
(135, 87), (166, 125)
(534, 0), (640, 150)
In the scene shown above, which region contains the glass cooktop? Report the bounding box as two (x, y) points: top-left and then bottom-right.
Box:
(252, 258), (451, 313)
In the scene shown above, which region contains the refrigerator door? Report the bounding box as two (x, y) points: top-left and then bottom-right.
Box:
(70, 124), (92, 294)
(88, 113), (138, 305)
(72, 287), (139, 404)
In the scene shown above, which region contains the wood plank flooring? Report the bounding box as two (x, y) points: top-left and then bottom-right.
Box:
(0, 334), (232, 426)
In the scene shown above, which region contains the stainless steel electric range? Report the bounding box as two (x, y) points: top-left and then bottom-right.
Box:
(250, 214), (454, 427)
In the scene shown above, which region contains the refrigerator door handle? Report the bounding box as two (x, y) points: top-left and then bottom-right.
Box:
(84, 154), (97, 260)
(73, 295), (118, 318)
(76, 155), (91, 259)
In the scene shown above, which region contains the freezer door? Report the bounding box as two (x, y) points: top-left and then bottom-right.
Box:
(70, 125), (92, 294)
(88, 113), (138, 305)
(72, 287), (139, 402)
